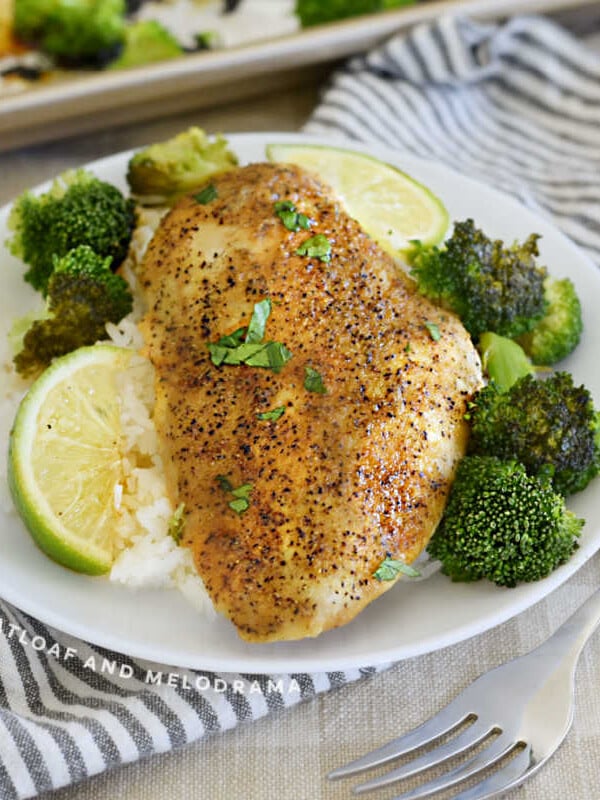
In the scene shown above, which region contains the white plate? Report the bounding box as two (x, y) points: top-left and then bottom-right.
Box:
(1, 132), (599, 674)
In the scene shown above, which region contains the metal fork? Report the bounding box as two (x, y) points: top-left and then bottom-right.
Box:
(329, 587), (600, 800)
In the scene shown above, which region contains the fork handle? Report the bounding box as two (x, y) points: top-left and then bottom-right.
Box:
(529, 587), (600, 673)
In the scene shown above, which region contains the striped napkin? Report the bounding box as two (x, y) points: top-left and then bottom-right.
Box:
(1, 12), (599, 800)
(306, 12), (600, 266)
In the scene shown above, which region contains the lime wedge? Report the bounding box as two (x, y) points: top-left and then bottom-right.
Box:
(266, 143), (449, 255)
(8, 345), (131, 575)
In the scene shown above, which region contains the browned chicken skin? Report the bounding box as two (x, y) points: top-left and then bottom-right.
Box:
(137, 162), (482, 642)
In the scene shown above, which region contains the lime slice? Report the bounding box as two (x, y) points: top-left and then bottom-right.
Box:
(8, 345), (131, 575)
(266, 143), (449, 255)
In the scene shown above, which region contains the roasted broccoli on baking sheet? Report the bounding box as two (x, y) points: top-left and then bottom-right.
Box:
(7, 169), (136, 295)
(126, 127), (238, 206)
(295, 0), (415, 27)
(427, 456), (583, 588)
(108, 19), (183, 69)
(13, 245), (133, 378)
(13, 0), (127, 66)
(467, 372), (600, 497)
(7, 0), (425, 86)
(408, 218), (548, 341)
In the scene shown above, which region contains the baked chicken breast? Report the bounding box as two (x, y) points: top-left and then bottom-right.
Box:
(137, 162), (482, 642)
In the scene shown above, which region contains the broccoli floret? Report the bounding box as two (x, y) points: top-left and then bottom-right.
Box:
(50, 245), (133, 321)
(194, 30), (220, 50)
(408, 219), (548, 340)
(14, 0), (126, 66)
(468, 372), (600, 496)
(126, 127), (238, 205)
(518, 277), (583, 366)
(427, 456), (582, 587)
(295, 0), (415, 27)
(7, 169), (136, 295)
(14, 245), (133, 378)
(476, 331), (535, 393)
(108, 20), (183, 70)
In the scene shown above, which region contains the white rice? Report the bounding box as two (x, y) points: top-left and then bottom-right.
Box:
(1, 207), (215, 618)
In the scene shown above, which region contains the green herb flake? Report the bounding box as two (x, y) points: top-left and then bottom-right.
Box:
(424, 321), (442, 341)
(216, 474), (233, 493)
(304, 366), (327, 394)
(216, 476), (253, 515)
(274, 201), (312, 232)
(208, 344), (227, 366)
(218, 327), (246, 348)
(194, 184), (218, 204)
(212, 341), (291, 372)
(245, 341), (293, 372)
(257, 406), (286, 421)
(229, 497), (250, 514)
(373, 557), (420, 582)
(168, 503), (186, 544)
(231, 483), (253, 500)
(295, 234), (332, 262)
(245, 298), (272, 343)
(207, 299), (292, 373)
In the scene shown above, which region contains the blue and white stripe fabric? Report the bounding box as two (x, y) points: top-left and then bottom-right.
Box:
(305, 14), (600, 265)
(0, 601), (380, 798)
(1, 12), (599, 799)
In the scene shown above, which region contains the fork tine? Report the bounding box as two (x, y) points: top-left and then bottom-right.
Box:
(370, 734), (516, 800)
(450, 745), (532, 800)
(351, 718), (492, 794)
(328, 699), (471, 779)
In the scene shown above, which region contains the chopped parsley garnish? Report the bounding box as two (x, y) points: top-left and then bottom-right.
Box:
(373, 557), (420, 581)
(209, 340), (292, 371)
(257, 405), (287, 421)
(295, 234), (332, 263)
(168, 503), (186, 544)
(194, 184), (218, 204)
(208, 298), (292, 373)
(216, 474), (233, 492)
(216, 475), (253, 514)
(214, 327), (246, 349)
(424, 321), (442, 341)
(245, 298), (271, 343)
(304, 366), (327, 394)
(274, 200), (312, 232)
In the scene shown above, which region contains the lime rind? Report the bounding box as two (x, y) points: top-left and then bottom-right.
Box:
(266, 142), (449, 254)
(7, 451), (114, 575)
(8, 345), (130, 575)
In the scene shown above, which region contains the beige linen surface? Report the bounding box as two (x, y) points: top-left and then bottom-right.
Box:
(1, 56), (600, 800)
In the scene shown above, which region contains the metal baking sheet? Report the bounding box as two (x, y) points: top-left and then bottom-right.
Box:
(0, 0), (595, 152)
